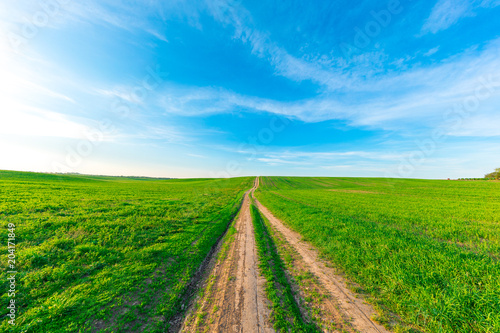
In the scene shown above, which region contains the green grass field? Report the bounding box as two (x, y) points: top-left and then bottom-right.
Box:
(0, 170), (253, 332)
(3, 171), (500, 332)
(255, 177), (500, 332)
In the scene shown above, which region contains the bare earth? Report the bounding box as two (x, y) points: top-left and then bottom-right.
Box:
(181, 185), (274, 332)
(253, 195), (391, 333)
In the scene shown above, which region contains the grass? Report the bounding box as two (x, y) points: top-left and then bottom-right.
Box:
(256, 176), (500, 333)
(0, 170), (253, 332)
(250, 200), (319, 332)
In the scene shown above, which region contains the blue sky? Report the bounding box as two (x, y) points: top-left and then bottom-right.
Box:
(1, 0), (499, 178)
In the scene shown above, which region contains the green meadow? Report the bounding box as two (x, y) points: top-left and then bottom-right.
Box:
(2, 171), (500, 332)
(255, 177), (500, 332)
(0, 170), (252, 332)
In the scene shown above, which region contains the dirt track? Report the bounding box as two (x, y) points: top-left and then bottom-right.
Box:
(181, 182), (273, 332)
(181, 177), (391, 332)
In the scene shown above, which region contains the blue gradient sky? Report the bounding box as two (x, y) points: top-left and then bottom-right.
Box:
(1, 0), (499, 178)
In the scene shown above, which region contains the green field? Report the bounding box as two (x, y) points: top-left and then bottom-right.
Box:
(0, 171), (253, 332)
(255, 177), (500, 332)
(3, 172), (500, 332)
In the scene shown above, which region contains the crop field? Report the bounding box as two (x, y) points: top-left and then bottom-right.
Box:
(255, 177), (500, 332)
(0, 170), (253, 332)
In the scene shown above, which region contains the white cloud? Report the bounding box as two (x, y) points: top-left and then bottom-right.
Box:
(129, 124), (193, 143)
(186, 153), (206, 158)
(421, 0), (473, 34)
(421, 0), (500, 34)
(0, 32), (97, 140)
(263, 150), (404, 162)
(204, 0), (350, 91)
(0, 138), (65, 173)
(94, 88), (139, 104)
(447, 114), (500, 137)
(201, 0), (500, 135)
(256, 158), (310, 166)
(423, 46), (440, 57)
(155, 38), (500, 134)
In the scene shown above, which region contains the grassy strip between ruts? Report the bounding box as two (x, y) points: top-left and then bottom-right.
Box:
(250, 200), (319, 332)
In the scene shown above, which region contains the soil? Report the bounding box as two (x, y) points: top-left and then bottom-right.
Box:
(180, 182), (273, 332)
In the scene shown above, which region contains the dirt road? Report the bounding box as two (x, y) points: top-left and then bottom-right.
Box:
(181, 177), (391, 332)
(181, 183), (274, 332)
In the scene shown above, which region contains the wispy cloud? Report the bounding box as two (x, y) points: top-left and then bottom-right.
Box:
(262, 150), (404, 162)
(201, 0), (500, 136)
(423, 46), (440, 57)
(154, 37), (500, 135)
(421, 0), (473, 34)
(129, 124), (193, 143)
(446, 114), (500, 137)
(186, 153), (207, 158)
(94, 88), (140, 104)
(421, 0), (500, 34)
(204, 0), (352, 91)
